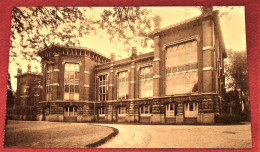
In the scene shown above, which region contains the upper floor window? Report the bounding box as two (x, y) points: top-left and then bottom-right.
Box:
(64, 63), (80, 101)
(46, 64), (54, 100)
(117, 71), (129, 100)
(165, 40), (198, 95)
(99, 74), (108, 101)
(139, 66), (153, 98)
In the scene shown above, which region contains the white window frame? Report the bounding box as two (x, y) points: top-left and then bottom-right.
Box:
(98, 74), (108, 101)
(139, 65), (153, 98)
(64, 63), (80, 101)
(117, 106), (127, 116)
(117, 71), (129, 100)
(165, 39), (198, 95)
(139, 105), (152, 117)
(184, 102), (198, 118)
(99, 107), (106, 117)
(165, 103), (176, 117)
(64, 106), (77, 117)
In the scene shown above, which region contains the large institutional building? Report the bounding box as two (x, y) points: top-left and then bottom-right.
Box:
(13, 7), (226, 124)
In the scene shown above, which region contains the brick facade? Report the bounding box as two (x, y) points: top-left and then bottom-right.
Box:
(14, 9), (226, 124)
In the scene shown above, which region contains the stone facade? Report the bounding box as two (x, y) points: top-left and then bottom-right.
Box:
(14, 9), (226, 124)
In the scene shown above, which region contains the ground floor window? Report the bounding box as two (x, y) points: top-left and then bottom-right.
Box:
(165, 103), (177, 117)
(140, 105), (152, 116)
(117, 106), (126, 116)
(99, 107), (106, 117)
(64, 107), (77, 117)
(184, 102), (198, 117)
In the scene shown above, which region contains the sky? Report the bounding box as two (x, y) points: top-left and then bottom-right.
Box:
(8, 6), (246, 91)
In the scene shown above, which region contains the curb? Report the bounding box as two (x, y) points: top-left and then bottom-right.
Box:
(85, 125), (119, 148)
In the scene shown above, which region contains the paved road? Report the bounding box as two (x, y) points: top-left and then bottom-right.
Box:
(97, 123), (252, 148)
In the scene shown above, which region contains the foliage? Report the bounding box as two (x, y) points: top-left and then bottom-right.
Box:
(224, 50), (249, 113)
(10, 7), (152, 65)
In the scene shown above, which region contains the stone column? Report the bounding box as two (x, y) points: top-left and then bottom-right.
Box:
(84, 56), (90, 101)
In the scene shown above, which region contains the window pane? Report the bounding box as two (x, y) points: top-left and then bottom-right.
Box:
(65, 85), (70, 92)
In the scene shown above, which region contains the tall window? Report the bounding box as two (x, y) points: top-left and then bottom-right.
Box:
(117, 71), (129, 99)
(99, 75), (108, 101)
(139, 66), (153, 98)
(166, 40), (198, 95)
(184, 102), (198, 117)
(46, 64), (54, 100)
(64, 63), (80, 100)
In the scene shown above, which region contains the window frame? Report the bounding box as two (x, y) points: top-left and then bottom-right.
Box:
(98, 74), (108, 101)
(139, 105), (152, 117)
(165, 38), (198, 95)
(165, 103), (177, 117)
(139, 65), (153, 98)
(64, 63), (80, 101)
(46, 64), (54, 100)
(117, 70), (129, 100)
(117, 106), (127, 116)
(184, 102), (199, 118)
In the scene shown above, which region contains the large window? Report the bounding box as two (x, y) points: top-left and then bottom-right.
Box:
(184, 102), (198, 117)
(64, 63), (80, 100)
(166, 40), (198, 95)
(165, 103), (177, 117)
(139, 66), (153, 98)
(117, 71), (129, 99)
(46, 64), (54, 100)
(99, 75), (108, 101)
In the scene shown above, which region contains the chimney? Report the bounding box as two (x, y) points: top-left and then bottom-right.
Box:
(27, 64), (31, 72)
(110, 53), (115, 62)
(131, 47), (137, 57)
(201, 6), (213, 16)
(153, 15), (161, 31)
(17, 68), (22, 75)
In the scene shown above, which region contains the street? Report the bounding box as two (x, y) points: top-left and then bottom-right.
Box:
(98, 123), (252, 148)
